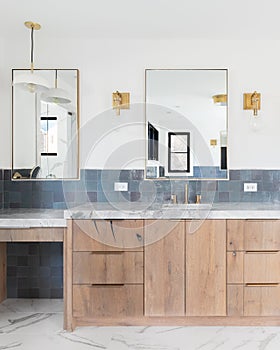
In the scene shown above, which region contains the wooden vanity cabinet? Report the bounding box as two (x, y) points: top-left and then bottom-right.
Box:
(70, 219), (144, 322)
(66, 218), (280, 330)
(185, 220), (226, 316)
(144, 220), (185, 316)
(227, 220), (280, 317)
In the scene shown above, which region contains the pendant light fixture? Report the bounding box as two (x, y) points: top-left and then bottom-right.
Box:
(41, 69), (71, 104)
(13, 21), (49, 93)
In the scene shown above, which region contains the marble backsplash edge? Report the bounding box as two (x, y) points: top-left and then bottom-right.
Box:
(0, 168), (280, 209)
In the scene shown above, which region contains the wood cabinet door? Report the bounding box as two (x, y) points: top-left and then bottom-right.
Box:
(144, 220), (185, 316)
(186, 220), (226, 316)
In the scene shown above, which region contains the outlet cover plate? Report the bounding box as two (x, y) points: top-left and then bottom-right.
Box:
(114, 182), (128, 191)
(244, 183), (258, 192)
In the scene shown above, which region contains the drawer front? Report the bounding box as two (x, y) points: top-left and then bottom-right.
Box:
(244, 221), (280, 250)
(73, 251), (143, 284)
(73, 220), (144, 251)
(227, 251), (244, 284)
(244, 285), (280, 316)
(244, 252), (280, 283)
(73, 284), (143, 318)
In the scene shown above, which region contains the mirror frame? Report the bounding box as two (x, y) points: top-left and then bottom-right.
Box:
(12, 68), (80, 180)
(144, 68), (229, 180)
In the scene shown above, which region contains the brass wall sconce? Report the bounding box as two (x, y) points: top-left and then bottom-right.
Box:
(210, 139), (217, 147)
(243, 91), (261, 116)
(212, 94), (227, 106)
(112, 91), (130, 115)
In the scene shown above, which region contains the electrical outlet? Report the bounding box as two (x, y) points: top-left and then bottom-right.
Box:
(244, 183), (258, 192)
(114, 182), (128, 191)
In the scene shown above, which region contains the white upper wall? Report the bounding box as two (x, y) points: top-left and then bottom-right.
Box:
(1, 36), (280, 169)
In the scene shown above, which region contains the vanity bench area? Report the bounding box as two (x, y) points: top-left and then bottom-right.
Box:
(0, 210), (66, 304)
(64, 203), (280, 331)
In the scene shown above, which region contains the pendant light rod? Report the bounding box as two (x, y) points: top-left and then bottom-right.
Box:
(24, 21), (41, 72)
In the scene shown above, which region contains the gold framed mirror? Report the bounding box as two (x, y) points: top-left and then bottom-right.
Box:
(145, 69), (228, 180)
(12, 69), (79, 180)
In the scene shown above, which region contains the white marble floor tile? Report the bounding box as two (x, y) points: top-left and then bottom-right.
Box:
(1, 300), (280, 349)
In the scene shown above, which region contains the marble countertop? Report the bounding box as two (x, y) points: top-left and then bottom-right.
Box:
(1, 202), (280, 228)
(65, 202), (280, 220)
(0, 209), (66, 228)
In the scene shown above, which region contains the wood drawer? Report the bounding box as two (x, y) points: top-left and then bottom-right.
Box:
(244, 285), (280, 316)
(244, 252), (280, 283)
(73, 220), (144, 251)
(73, 284), (143, 318)
(73, 251), (143, 284)
(244, 221), (280, 251)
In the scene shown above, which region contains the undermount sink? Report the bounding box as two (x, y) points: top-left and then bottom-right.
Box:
(162, 203), (212, 210)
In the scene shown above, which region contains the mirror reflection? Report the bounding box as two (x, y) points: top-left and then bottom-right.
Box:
(12, 69), (79, 180)
(145, 69), (228, 180)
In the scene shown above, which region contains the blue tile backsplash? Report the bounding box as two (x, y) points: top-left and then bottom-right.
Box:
(0, 168), (280, 209)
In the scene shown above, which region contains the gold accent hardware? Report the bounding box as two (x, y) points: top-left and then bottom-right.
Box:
(171, 194), (177, 204)
(12, 172), (23, 179)
(210, 139), (217, 146)
(195, 194), (201, 204)
(243, 91), (261, 116)
(24, 21), (41, 30)
(112, 91), (130, 115)
(212, 94), (227, 105)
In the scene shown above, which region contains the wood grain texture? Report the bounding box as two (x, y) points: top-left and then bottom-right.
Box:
(227, 285), (243, 316)
(73, 251), (143, 284)
(73, 220), (144, 251)
(227, 220), (244, 251)
(73, 284), (143, 318)
(144, 220), (185, 316)
(0, 243), (6, 303)
(186, 220), (226, 316)
(64, 221), (73, 331)
(244, 220), (280, 250)
(227, 251), (244, 284)
(244, 285), (280, 316)
(0, 228), (64, 242)
(244, 252), (280, 283)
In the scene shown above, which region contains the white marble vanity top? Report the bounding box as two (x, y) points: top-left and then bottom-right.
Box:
(1, 203), (280, 228)
(0, 209), (66, 228)
(65, 202), (280, 220)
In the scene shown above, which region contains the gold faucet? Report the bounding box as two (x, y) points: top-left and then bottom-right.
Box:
(184, 184), (188, 204)
(171, 194), (177, 204)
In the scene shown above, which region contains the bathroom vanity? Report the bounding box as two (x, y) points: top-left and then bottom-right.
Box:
(64, 204), (280, 330)
(1, 205), (280, 331)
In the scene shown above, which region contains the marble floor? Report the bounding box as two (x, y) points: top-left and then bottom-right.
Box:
(0, 300), (280, 350)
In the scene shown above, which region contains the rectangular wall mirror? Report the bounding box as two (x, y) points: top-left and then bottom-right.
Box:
(12, 69), (79, 180)
(145, 69), (228, 180)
